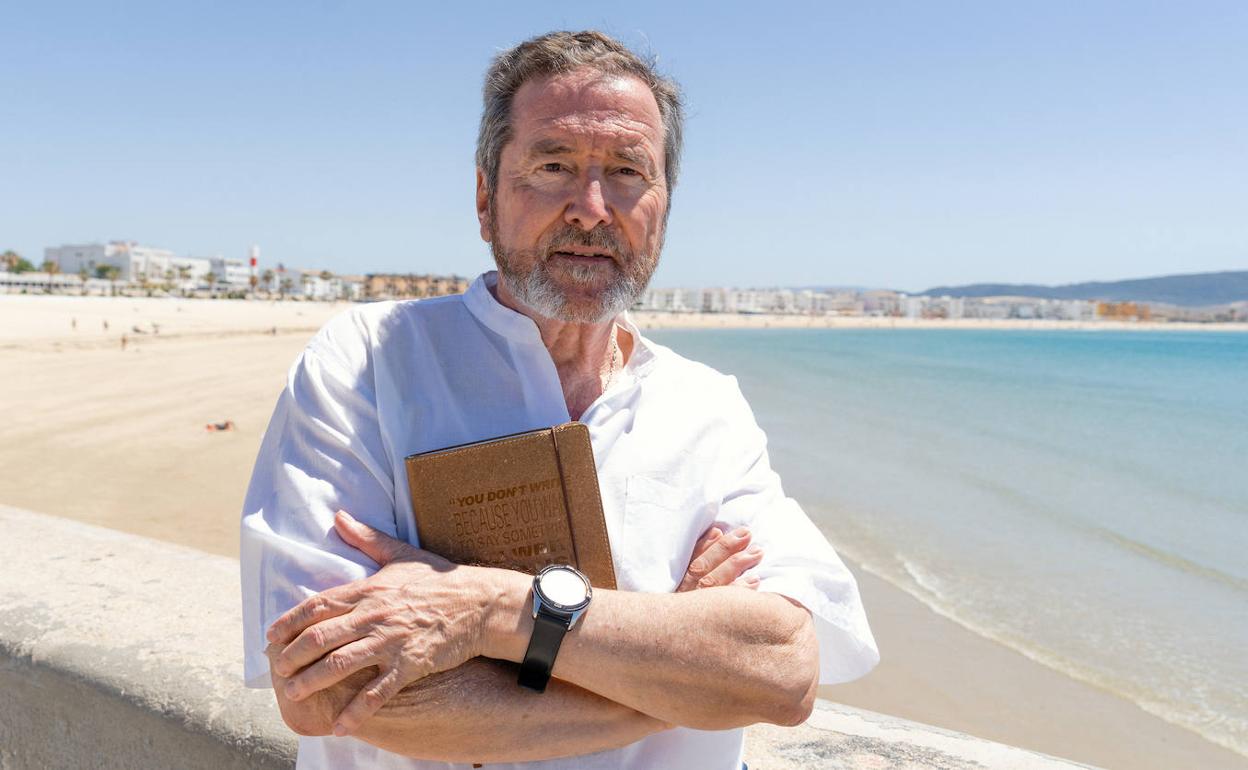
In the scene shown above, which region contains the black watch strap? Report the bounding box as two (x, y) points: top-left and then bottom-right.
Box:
(518, 611), (571, 692)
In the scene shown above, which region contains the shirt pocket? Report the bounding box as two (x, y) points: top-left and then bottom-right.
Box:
(620, 475), (714, 593)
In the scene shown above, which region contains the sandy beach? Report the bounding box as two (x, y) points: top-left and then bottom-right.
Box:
(2, 294), (1244, 770)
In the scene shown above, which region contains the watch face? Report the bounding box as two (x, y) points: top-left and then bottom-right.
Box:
(537, 566), (590, 609)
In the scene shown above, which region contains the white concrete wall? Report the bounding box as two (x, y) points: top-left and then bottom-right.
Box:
(0, 505), (294, 769)
(0, 504), (1096, 770)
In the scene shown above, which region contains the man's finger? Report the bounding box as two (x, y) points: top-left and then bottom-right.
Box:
(678, 527), (751, 592)
(334, 510), (410, 566)
(283, 638), (379, 702)
(275, 613), (370, 678)
(688, 526), (723, 563)
(267, 590), (357, 645)
(697, 546), (764, 589)
(733, 575), (761, 590)
(333, 667), (406, 736)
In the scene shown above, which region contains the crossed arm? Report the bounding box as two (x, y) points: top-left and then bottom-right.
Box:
(266, 512), (819, 763)
(268, 653), (667, 763)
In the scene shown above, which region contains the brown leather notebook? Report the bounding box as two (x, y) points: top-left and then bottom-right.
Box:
(404, 423), (617, 589)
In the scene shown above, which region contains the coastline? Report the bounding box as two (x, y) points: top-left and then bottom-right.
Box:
(3, 294), (1245, 346)
(631, 310), (1248, 332)
(2, 293), (1243, 769)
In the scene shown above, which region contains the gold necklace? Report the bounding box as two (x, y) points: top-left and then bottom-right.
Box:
(603, 326), (621, 389)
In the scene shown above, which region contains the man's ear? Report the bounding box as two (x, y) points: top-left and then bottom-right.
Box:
(475, 168), (491, 243)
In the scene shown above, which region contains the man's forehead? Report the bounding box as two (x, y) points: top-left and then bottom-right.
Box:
(510, 71), (663, 152)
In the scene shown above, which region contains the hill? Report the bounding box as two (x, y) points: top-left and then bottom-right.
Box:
(918, 271), (1248, 307)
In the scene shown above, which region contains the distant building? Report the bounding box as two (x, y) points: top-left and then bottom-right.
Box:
(45, 241), (177, 283)
(862, 290), (901, 316)
(363, 273), (470, 300)
(169, 257), (211, 288)
(209, 256), (251, 289)
(0, 271), (83, 293)
(293, 269), (333, 300)
(337, 274), (366, 301)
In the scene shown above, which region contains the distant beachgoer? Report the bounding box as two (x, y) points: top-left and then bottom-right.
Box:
(120, 334), (127, 351)
(206, 420), (236, 432)
(71, 317), (77, 330)
(103, 319), (109, 331)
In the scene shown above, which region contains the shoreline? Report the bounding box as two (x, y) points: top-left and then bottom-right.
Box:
(826, 556), (1247, 769)
(2, 294), (1243, 769)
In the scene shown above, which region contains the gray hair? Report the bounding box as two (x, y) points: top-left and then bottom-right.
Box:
(475, 30), (685, 200)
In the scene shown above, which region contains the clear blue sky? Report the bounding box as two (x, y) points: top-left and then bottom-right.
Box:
(2, 1), (1245, 291)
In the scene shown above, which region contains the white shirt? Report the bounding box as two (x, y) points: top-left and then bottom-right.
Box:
(240, 271), (879, 770)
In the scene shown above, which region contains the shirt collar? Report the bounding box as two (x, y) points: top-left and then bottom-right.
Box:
(616, 310), (657, 378)
(463, 271), (658, 377)
(463, 271), (545, 344)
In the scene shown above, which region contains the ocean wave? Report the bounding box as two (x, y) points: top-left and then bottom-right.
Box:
(854, 553), (1248, 761)
(1087, 526), (1248, 594)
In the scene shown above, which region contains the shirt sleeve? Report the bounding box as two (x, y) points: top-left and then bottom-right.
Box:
(239, 319), (398, 688)
(710, 376), (880, 686)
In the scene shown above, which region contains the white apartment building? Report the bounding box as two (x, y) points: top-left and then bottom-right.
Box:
(337, 275), (366, 301)
(209, 256), (251, 289)
(293, 269), (364, 301)
(294, 270), (332, 300)
(45, 242), (178, 283)
(169, 257), (211, 287)
(0, 271), (83, 293)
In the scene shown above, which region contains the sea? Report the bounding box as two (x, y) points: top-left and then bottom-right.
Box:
(646, 327), (1248, 759)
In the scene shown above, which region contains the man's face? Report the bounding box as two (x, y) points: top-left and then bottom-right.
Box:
(478, 68), (669, 324)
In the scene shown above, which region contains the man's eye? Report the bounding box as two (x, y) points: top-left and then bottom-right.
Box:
(617, 167), (640, 177)
(541, 162), (564, 173)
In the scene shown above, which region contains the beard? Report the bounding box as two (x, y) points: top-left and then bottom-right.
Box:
(489, 212), (660, 325)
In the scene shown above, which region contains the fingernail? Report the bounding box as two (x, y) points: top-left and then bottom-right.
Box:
(708, 528), (722, 540)
(284, 682), (297, 699)
(747, 546), (763, 556)
(732, 527), (749, 538)
(266, 627), (276, 643)
(333, 723), (348, 737)
(337, 510), (354, 522)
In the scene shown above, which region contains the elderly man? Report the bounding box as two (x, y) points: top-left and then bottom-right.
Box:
(240, 30), (878, 770)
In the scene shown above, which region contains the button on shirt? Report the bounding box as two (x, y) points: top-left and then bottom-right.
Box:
(240, 271), (879, 770)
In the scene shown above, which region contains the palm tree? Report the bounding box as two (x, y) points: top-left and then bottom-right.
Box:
(78, 265), (90, 295)
(100, 265), (121, 296)
(261, 269), (275, 298)
(1, 250), (20, 272)
(40, 260), (61, 292)
(204, 271), (217, 296)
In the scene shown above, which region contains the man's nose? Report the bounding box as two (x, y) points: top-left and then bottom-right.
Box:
(564, 174), (613, 231)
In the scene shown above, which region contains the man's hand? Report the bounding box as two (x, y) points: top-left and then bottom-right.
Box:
(677, 525), (762, 592)
(267, 510), (493, 737)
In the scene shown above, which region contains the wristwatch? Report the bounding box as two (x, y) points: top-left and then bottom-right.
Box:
(518, 564), (592, 692)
